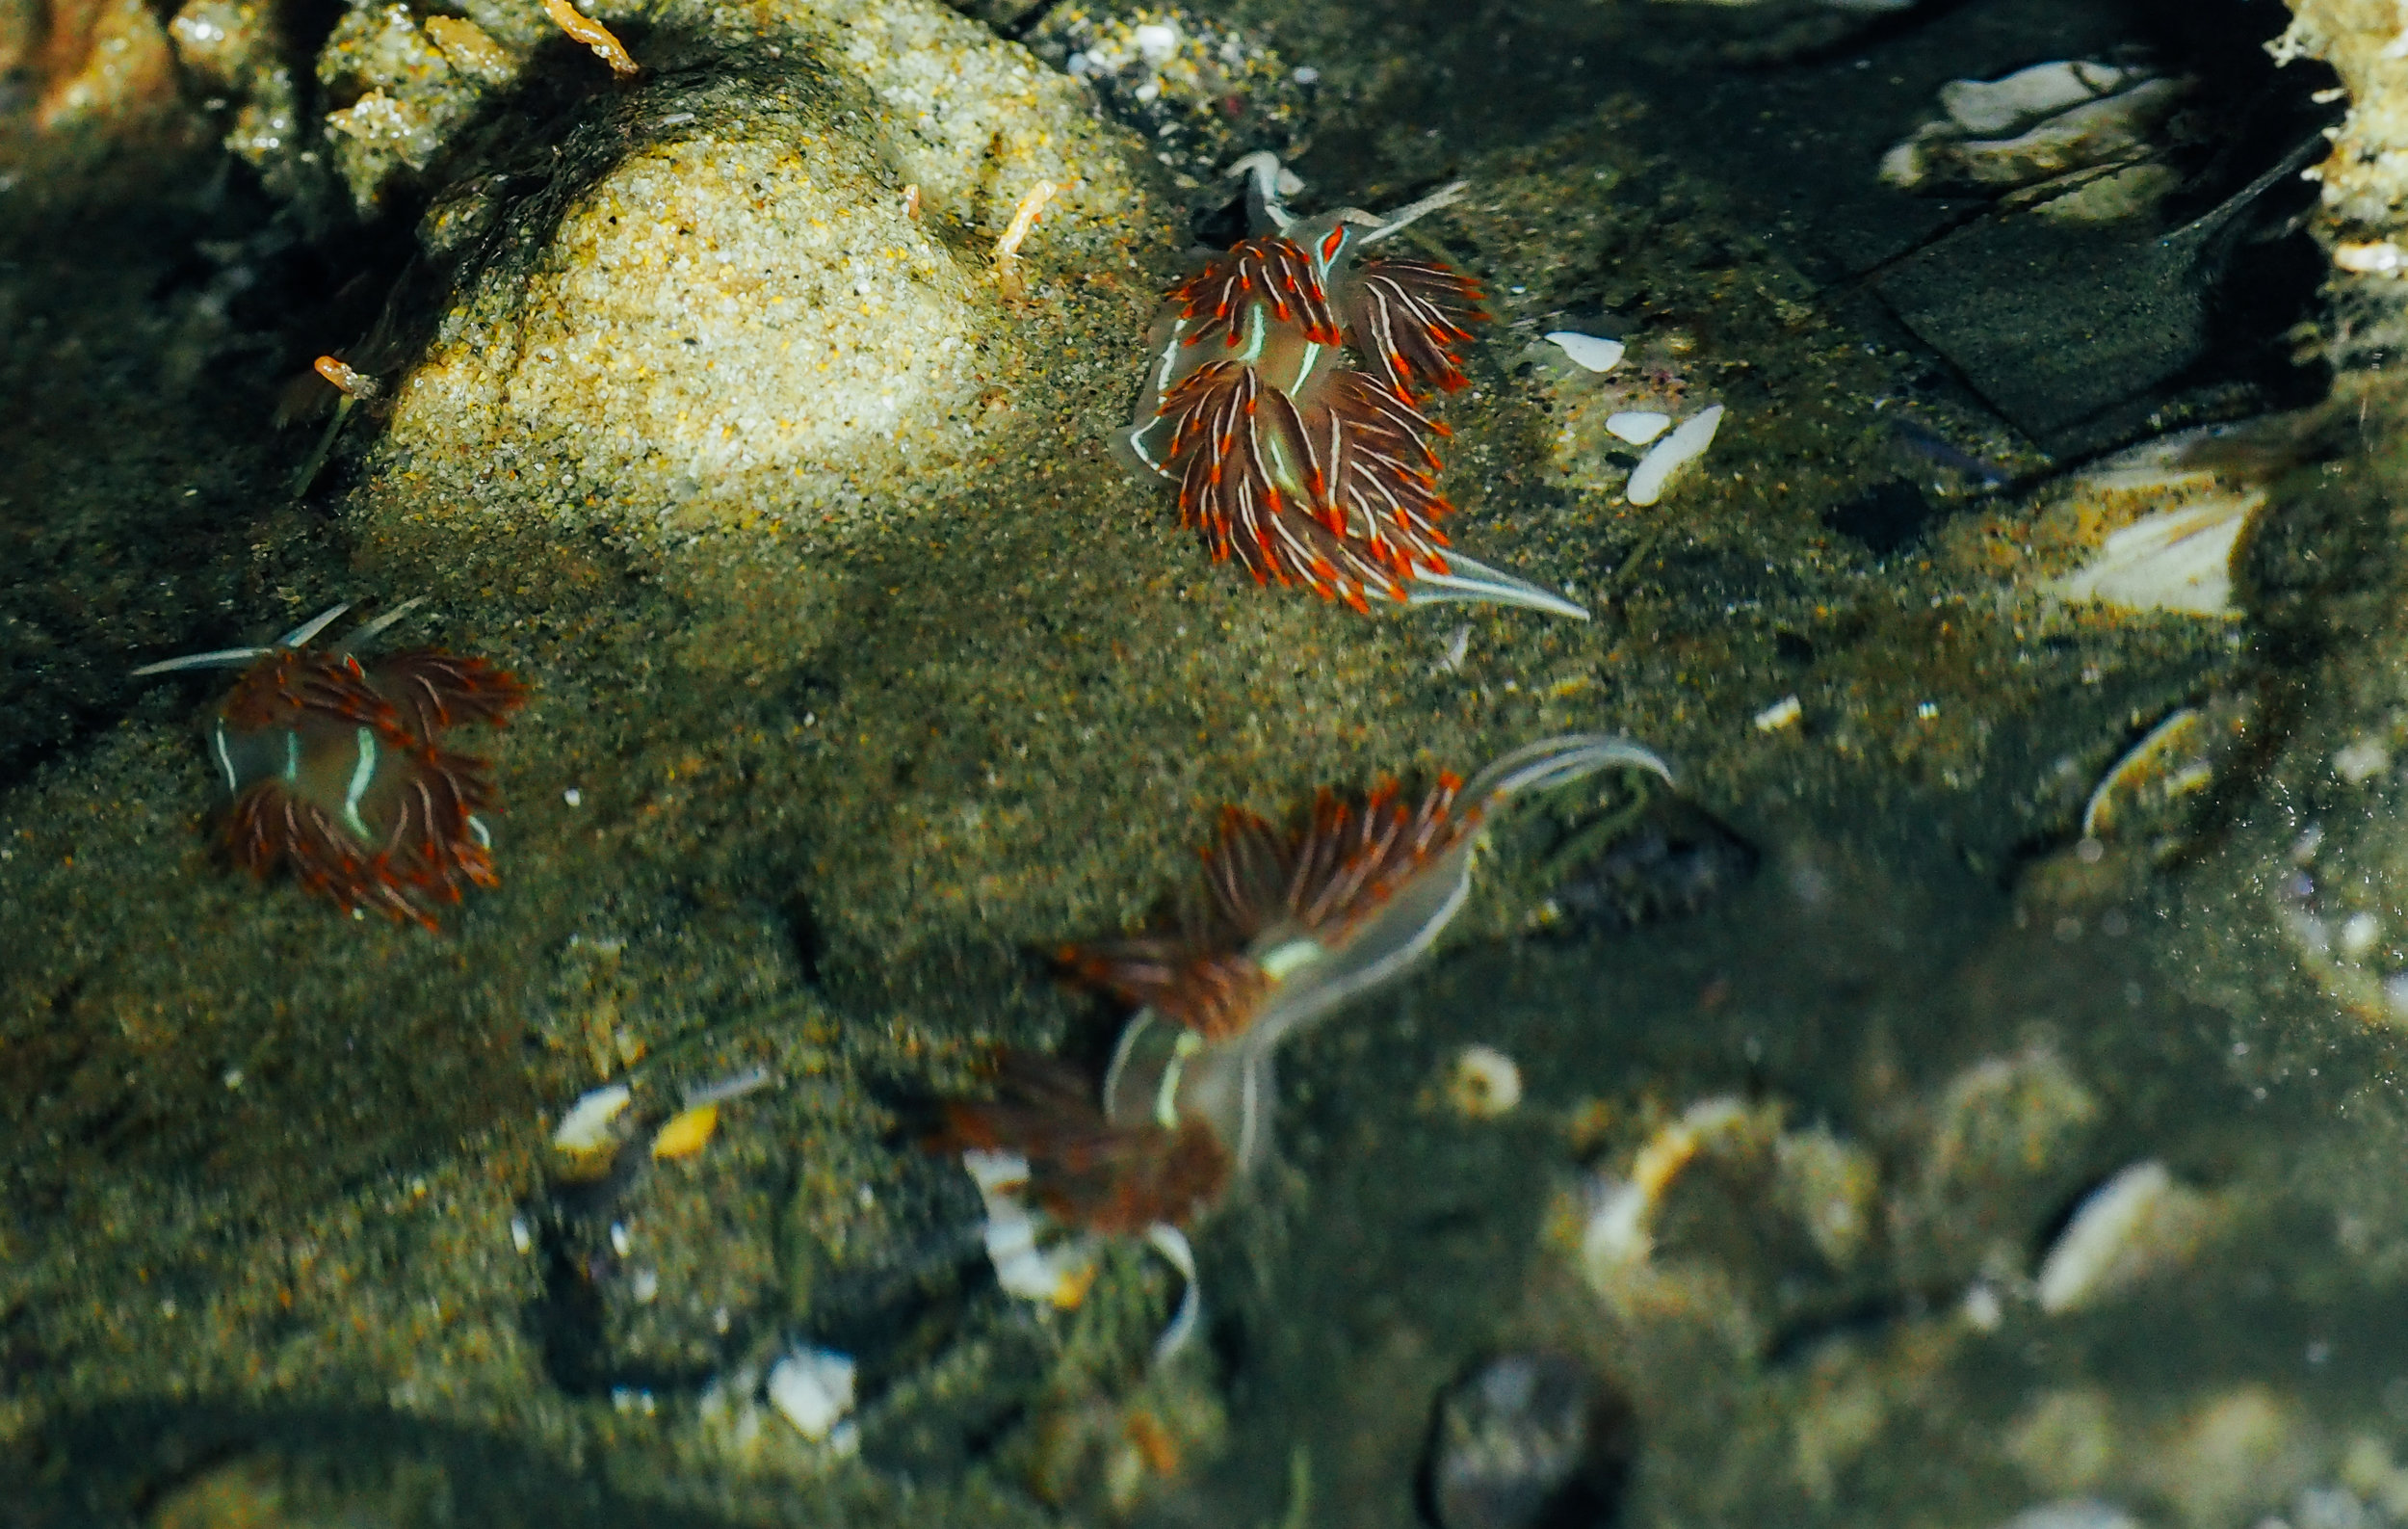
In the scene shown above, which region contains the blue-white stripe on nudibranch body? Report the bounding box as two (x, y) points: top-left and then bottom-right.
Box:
(134, 599), (528, 928)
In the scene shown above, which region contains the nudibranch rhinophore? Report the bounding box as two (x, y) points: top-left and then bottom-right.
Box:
(133, 599), (527, 928)
(1116, 152), (1589, 620)
(932, 735), (1670, 1358)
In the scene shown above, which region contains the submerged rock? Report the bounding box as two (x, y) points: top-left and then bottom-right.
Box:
(358, 0), (1164, 550)
(1425, 1352), (1632, 1529)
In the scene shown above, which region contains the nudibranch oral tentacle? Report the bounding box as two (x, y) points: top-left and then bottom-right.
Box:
(1117, 154), (1583, 619)
(134, 600), (527, 929)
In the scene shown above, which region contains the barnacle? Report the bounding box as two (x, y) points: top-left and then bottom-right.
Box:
(1118, 153), (1585, 619)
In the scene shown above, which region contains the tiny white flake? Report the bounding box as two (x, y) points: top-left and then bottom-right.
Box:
(1753, 695), (1802, 732)
(510, 1215), (533, 1253)
(768, 1346), (858, 1440)
(1544, 331), (1625, 372)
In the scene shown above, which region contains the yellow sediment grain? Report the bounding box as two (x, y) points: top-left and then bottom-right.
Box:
(650, 1101), (720, 1159)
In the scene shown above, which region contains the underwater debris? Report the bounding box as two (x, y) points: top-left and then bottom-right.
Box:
(2037, 423), (2278, 619)
(132, 599), (526, 928)
(1606, 410), (1670, 446)
(1028, 7), (1316, 191)
(935, 736), (1671, 1355)
(1625, 404), (1725, 507)
(541, 0), (639, 77)
(992, 178), (1059, 301)
(1118, 152), (1584, 619)
(311, 355), (380, 401)
(2035, 1161), (2214, 1313)
(1880, 61), (2196, 205)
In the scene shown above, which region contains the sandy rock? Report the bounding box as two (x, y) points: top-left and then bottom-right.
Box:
(363, 0), (1160, 547)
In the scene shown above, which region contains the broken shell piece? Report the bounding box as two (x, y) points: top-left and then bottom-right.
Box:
(2035, 1160), (2213, 1313)
(767, 1344), (858, 1443)
(1626, 405), (1724, 506)
(1579, 1094), (1760, 1275)
(1881, 62), (2193, 198)
(1546, 332), (1626, 373)
(2048, 497), (2255, 618)
(962, 1147), (1103, 1307)
(2081, 707), (2213, 841)
(1605, 410), (1671, 445)
(553, 1083), (633, 1153)
(1939, 61), (2157, 138)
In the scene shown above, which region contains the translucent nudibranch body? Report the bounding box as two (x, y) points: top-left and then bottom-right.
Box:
(135, 601), (527, 928)
(1118, 154), (1587, 620)
(942, 734), (1671, 1231)
(931, 735), (1666, 1358)
(1082, 734), (1672, 1174)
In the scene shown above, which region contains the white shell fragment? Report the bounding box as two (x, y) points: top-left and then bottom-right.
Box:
(767, 1344), (858, 1441)
(1753, 695), (1802, 732)
(2035, 1160), (2212, 1313)
(1605, 410), (1672, 445)
(1545, 331), (1626, 372)
(1939, 61), (2151, 138)
(2048, 498), (2255, 618)
(961, 1147), (1098, 1305)
(1626, 405), (1724, 506)
(1881, 61), (2190, 197)
(551, 1083), (633, 1152)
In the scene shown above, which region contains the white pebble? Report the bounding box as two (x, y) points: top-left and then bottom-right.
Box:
(2336, 738), (2392, 784)
(2035, 1160), (2203, 1313)
(767, 1346), (858, 1440)
(2341, 911), (2383, 960)
(1606, 410), (1671, 444)
(563, 787), (584, 806)
(1994, 1501), (2142, 1529)
(1132, 22), (1178, 64)
(1626, 405), (1725, 506)
(1544, 331), (1625, 372)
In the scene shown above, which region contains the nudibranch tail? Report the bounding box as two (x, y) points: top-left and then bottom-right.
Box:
(1403, 551), (1591, 620)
